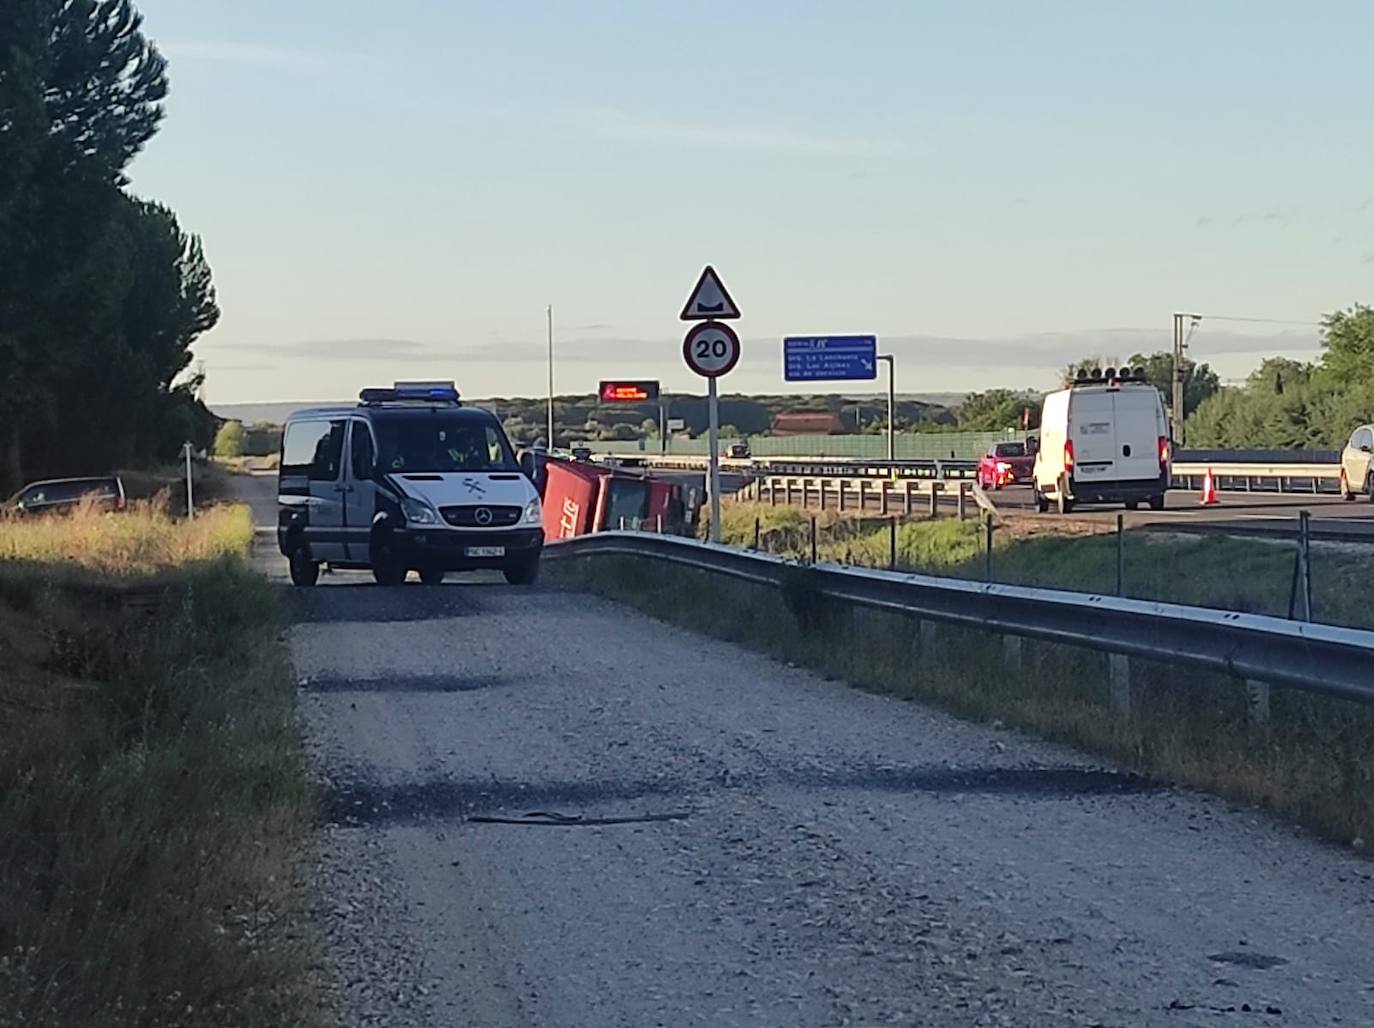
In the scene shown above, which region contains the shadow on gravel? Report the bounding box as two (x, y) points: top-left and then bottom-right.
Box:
(300, 674), (515, 694)
(290, 587), (481, 624)
(321, 764), (1159, 828)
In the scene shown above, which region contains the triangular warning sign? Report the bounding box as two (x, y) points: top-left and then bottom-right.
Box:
(679, 265), (741, 321)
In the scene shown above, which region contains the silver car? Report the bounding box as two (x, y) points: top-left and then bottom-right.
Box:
(1340, 424), (1374, 500)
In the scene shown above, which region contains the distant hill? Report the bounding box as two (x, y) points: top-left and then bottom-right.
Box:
(212, 391), (968, 431)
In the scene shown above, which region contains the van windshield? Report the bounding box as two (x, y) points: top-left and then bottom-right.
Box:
(373, 415), (517, 473)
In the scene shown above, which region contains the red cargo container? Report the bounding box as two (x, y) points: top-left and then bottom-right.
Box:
(540, 458), (691, 538)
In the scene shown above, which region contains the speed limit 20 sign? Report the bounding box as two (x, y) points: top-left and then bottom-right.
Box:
(682, 320), (740, 378)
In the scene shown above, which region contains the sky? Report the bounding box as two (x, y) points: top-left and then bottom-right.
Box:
(124, 0), (1374, 406)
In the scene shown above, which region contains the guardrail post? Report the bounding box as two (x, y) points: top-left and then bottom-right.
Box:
(880, 480), (889, 516)
(958, 482), (968, 520)
(1002, 634), (1022, 669)
(858, 479), (867, 511)
(802, 479), (811, 508)
(904, 481), (914, 516)
(918, 618), (937, 654)
(819, 480), (828, 511)
(929, 481), (941, 518)
(1109, 654), (1131, 714)
(769, 479), (778, 506)
(838, 481), (846, 512)
(1246, 680), (1270, 726)
(1116, 513), (1125, 597)
(786, 479), (795, 506)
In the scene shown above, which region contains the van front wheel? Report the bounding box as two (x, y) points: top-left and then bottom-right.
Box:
(503, 555), (540, 585)
(371, 537), (407, 586)
(289, 545), (319, 587)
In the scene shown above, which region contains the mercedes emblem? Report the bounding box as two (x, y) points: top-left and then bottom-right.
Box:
(474, 507), (493, 526)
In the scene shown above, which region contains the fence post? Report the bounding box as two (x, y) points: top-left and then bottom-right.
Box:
(810, 515), (818, 564)
(785, 479), (794, 506)
(929, 481), (940, 517)
(838, 481), (846, 512)
(1246, 680), (1270, 727)
(958, 482), (968, 520)
(880, 480), (889, 516)
(888, 517), (897, 570)
(904, 481), (914, 516)
(802, 479), (811, 509)
(769, 479), (777, 506)
(753, 516), (760, 550)
(1109, 654), (1131, 714)
(858, 479), (867, 512)
(820, 480), (828, 510)
(984, 515), (994, 581)
(1116, 513), (1125, 597)
(1289, 511), (1313, 621)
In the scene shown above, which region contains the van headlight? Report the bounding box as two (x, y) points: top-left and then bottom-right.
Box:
(521, 498), (542, 525)
(401, 497), (439, 525)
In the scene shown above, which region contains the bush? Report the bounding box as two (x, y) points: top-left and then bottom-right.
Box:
(214, 420), (246, 459)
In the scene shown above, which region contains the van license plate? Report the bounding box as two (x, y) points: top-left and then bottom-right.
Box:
(466, 545), (505, 558)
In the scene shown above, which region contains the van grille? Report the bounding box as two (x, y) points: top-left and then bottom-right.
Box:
(440, 505), (521, 527)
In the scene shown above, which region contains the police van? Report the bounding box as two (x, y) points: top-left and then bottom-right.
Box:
(1032, 366), (1171, 514)
(277, 382), (543, 586)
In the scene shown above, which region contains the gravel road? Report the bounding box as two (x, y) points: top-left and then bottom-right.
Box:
(235, 473), (1374, 1026)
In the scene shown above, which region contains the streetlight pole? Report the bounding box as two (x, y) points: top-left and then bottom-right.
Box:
(877, 354), (895, 462)
(1171, 312), (1201, 446)
(546, 304), (554, 450)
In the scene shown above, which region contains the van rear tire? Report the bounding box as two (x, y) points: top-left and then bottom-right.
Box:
(1033, 486), (1049, 513)
(1056, 491), (1074, 515)
(419, 567), (445, 586)
(1148, 494), (1166, 511)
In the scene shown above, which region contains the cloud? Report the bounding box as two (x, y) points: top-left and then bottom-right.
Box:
(221, 339), (435, 361)
(1195, 216), (1213, 229)
(581, 108), (873, 155)
(156, 40), (384, 71)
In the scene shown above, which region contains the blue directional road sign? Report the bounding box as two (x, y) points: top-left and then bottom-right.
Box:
(783, 335), (878, 382)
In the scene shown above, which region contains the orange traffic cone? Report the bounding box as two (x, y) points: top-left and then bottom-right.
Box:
(1200, 467), (1219, 506)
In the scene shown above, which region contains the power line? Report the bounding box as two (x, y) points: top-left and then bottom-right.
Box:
(1191, 314), (1322, 327)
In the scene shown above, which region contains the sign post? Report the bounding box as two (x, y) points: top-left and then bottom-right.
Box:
(681, 266), (741, 543)
(181, 441), (195, 518)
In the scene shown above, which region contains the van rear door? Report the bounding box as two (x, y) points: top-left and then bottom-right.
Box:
(1069, 390), (1117, 486)
(1112, 387), (1164, 481)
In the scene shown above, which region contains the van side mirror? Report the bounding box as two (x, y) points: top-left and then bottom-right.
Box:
(517, 449), (537, 480)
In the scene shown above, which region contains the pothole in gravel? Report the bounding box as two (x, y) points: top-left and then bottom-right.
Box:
(791, 763), (1160, 797)
(299, 673), (514, 693)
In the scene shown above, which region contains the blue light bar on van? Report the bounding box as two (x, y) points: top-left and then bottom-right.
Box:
(394, 383), (459, 402)
(359, 381), (461, 404)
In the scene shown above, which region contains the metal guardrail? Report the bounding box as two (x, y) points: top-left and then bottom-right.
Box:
(544, 532), (1374, 712)
(743, 475), (975, 518)
(1170, 461), (1341, 494)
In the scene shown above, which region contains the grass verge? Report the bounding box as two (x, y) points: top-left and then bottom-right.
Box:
(547, 554), (1374, 849)
(0, 505), (321, 1027)
(715, 500), (1374, 629)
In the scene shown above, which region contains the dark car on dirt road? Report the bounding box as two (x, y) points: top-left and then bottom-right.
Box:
(977, 442), (1034, 490)
(5, 476), (127, 516)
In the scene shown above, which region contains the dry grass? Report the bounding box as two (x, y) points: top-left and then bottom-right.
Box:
(549, 555), (1374, 850)
(0, 507), (322, 1027)
(0, 499), (252, 573)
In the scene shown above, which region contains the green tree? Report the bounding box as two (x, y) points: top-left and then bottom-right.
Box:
(0, 0), (169, 490)
(957, 390), (1040, 431)
(214, 420), (246, 459)
(1318, 304), (1374, 384)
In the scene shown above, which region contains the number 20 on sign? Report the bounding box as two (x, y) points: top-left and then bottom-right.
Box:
(682, 320), (741, 379)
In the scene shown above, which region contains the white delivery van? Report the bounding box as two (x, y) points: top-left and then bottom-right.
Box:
(1032, 367), (1171, 513)
(277, 382), (543, 586)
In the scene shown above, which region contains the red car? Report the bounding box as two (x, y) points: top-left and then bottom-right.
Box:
(977, 442), (1035, 490)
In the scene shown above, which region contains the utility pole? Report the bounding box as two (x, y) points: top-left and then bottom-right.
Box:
(546, 305), (555, 450)
(1171, 312), (1201, 446)
(877, 354), (895, 462)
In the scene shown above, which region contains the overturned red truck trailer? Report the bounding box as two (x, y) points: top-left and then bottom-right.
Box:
(538, 458), (694, 540)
